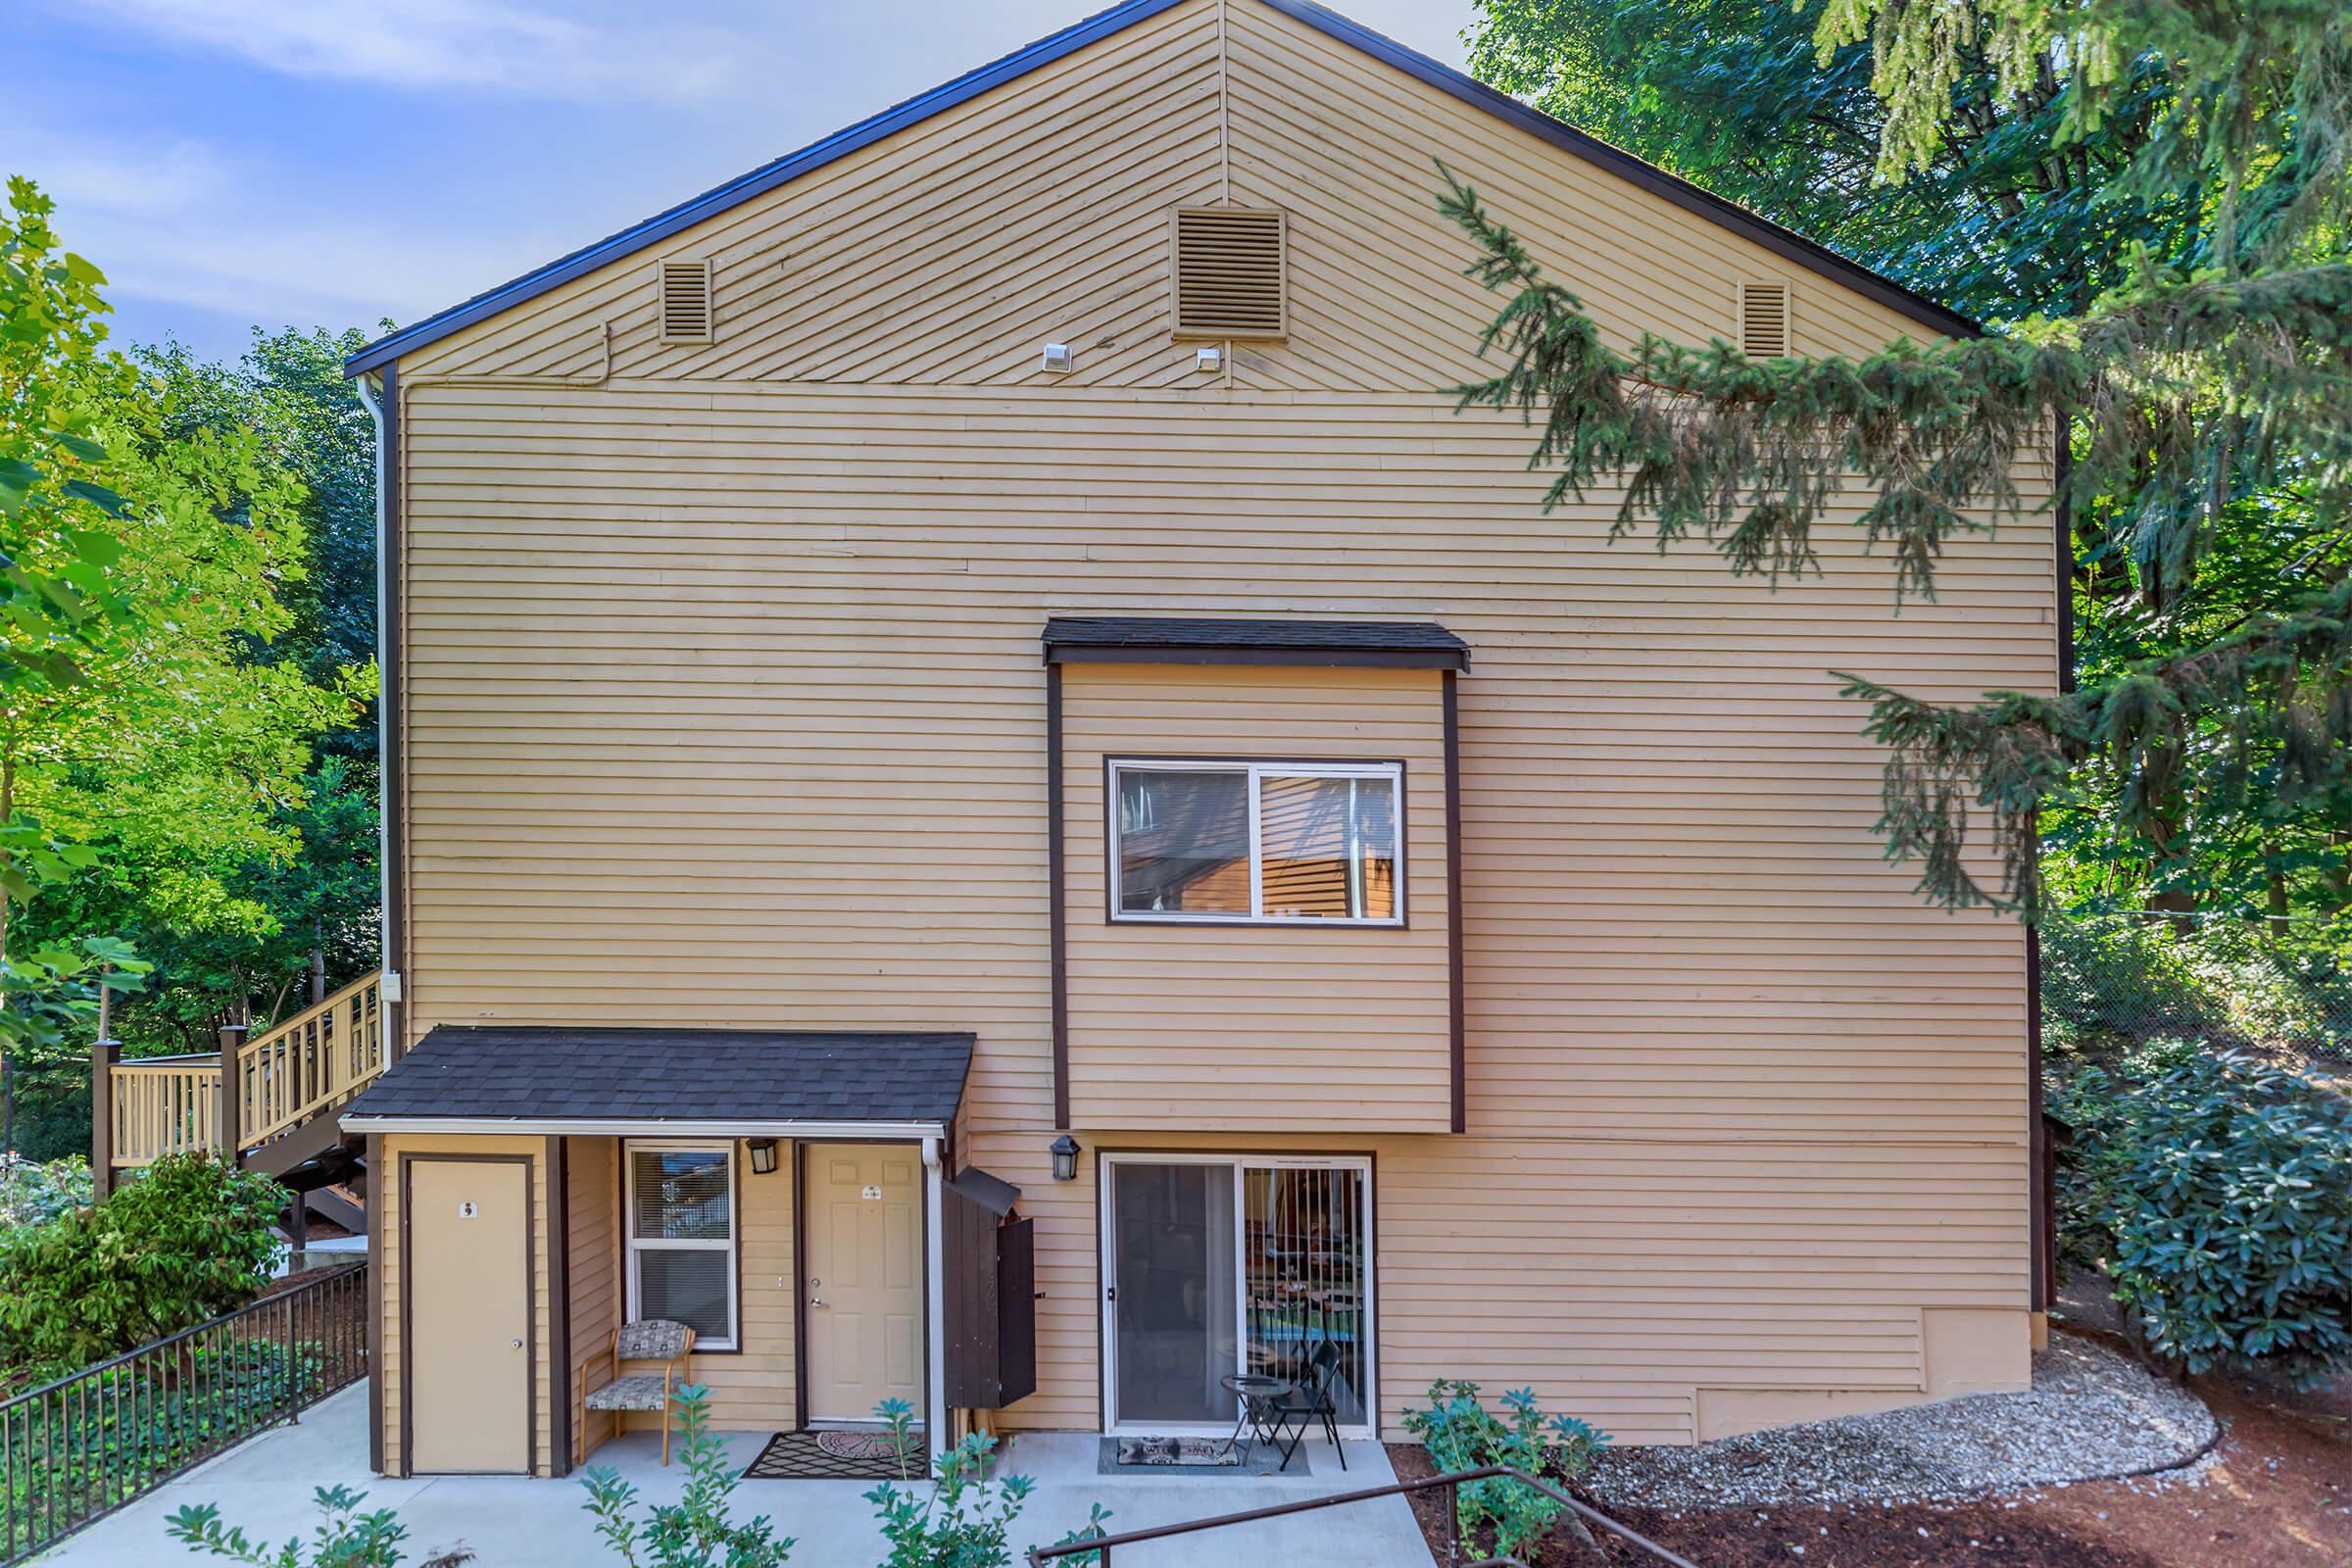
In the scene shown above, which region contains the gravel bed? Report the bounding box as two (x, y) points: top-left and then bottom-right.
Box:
(1580, 1334), (2219, 1510)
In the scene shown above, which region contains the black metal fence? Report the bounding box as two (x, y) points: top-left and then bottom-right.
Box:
(0, 1259), (368, 1565)
(2041, 911), (2352, 1073)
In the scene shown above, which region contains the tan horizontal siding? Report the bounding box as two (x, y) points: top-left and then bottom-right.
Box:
(1061, 663), (1451, 1131)
(386, 0), (2049, 1447)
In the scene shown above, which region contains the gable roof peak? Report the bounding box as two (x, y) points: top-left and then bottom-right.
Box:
(345, 0), (1974, 376)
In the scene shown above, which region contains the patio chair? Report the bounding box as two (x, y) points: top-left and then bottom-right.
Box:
(1267, 1340), (1348, 1472)
(583, 1318), (697, 1464)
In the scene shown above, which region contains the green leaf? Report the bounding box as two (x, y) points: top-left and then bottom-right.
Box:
(49, 431), (106, 463)
(59, 477), (129, 516)
(67, 527), (122, 566)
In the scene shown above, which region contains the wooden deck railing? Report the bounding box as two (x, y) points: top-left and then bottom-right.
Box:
(102, 972), (384, 1170)
(234, 973), (383, 1149)
(106, 1059), (221, 1168)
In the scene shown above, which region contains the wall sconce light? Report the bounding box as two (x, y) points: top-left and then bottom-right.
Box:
(747, 1139), (779, 1176)
(1050, 1134), (1081, 1183)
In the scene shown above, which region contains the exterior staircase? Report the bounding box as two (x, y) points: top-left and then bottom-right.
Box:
(92, 972), (385, 1236)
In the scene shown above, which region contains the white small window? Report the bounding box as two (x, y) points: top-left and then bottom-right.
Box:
(1109, 759), (1403, 926)
(625, 1142), (737, 1349)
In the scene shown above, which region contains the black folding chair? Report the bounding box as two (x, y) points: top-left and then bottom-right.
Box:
(1267, 1340), (1348, 1472)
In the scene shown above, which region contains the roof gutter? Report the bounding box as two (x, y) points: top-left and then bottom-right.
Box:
(339, 1115), (948, 1138)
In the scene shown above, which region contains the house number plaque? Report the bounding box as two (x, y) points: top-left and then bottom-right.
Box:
(861, 1185), (883, 1200)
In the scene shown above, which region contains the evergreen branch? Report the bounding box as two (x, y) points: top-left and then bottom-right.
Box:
(1443, 167), (2352, 607)
(1845, 577), (2352, 910)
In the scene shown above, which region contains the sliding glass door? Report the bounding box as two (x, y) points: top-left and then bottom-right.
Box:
(1103, 1155), (1374, 1434)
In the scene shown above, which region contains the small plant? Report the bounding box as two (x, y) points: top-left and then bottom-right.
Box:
(0, 1154), (93, 1232)
(583, 1384), (794, 1568)
(2051, 1041), (2352, 1383)
(1401, 1380), (1607, 1563)
(865, 1397), (1109, 1568)
(166, 1484), (473, 1567)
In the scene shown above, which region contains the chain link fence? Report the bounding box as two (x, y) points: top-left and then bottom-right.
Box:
(2040, 910), (2352, 1078)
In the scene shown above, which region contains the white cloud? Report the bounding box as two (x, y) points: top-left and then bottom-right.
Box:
(69, 0), (766, 102)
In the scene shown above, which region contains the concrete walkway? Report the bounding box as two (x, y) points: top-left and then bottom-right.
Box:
(43, 1384), (1431, 1567)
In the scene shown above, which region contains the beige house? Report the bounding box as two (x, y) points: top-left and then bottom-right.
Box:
(329, 0), (2057, 1478)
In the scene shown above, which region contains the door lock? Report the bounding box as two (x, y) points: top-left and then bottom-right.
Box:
(510, 1338), (523, 1350)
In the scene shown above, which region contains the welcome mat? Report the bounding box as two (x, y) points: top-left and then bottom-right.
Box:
(1098, 1436), (1304, 1477)
(742, 1429), (922, 1481)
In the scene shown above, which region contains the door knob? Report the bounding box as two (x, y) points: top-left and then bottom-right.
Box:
(809, 1298), (826, 1308)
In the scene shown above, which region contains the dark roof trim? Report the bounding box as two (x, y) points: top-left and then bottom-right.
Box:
(343, 0), (1191, 376)
(1258, 0), (1981, 340)
(345, 0), (1976, 377)
(1042, 615), (1469, 669)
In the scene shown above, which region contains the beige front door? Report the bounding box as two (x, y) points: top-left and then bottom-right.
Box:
(804, 1144), (924, 1423)
(407, 1159), (531, 1473)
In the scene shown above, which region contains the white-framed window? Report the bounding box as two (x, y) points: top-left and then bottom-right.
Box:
(624, 1141), (738, 1350)
(1108, 759), (1404, 925)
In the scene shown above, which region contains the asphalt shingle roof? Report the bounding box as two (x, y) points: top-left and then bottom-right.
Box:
(341, 1026), (972, 1127)
(1042, 616), (1468, 663)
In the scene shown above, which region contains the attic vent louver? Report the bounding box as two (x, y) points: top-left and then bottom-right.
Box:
(660, 259), (712, 343)
(1173, 207), (1287, 339)
(1739, 281), (1790, 359)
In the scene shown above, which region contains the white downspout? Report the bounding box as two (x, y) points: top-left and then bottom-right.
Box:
(922, 1134), (949, 1464)
(352, 372), (396, 1059)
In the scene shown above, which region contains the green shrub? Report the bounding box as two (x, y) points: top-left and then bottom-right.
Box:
(0, 1152), (286, 1381)
(582, 1385), (795, 1568)
(169, 1483), (473, 1567)
(0, 1152), (93, 1231)
(864, 1396), (1107, 1568)
(1400, 1381), (1606, 1563)
(2051, 1041), (2352, 1382)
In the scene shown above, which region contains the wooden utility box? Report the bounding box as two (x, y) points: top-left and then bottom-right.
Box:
(941, 1167), (1037, 1409)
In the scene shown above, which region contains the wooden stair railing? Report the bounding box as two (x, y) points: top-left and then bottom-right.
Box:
(98, 971), (385, 1180)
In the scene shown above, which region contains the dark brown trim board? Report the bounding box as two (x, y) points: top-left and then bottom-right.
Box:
(1443, 670), (1465, 1134)
(791, 1139), (809, 1430)
(367, 1133), (384, 1475)
(395, 1151), (538, 1479)
(1046, 645), (1466, 670)
(548, 1136), (573, 1476)
(1047, 662), (1069, 1130)
(2027, 922), (2049, 1314)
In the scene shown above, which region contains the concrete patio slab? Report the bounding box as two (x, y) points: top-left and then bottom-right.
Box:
(40, 1384), (1431, 1567)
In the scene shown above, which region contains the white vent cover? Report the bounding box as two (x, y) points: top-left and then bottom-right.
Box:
(1172, 207), (1287, 339)
(1738, 281), (1791, 359)
(660, 259), (713, 343)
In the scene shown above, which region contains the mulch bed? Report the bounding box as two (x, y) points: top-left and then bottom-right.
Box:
(1388, 1352), (2350, 1568)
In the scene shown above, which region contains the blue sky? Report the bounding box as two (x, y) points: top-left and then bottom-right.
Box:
(11, 1), (1474, 365)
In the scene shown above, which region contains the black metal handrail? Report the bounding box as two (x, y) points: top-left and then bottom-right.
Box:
(0, 1259), (368, 1565)
(1025, 1463), (1700, 1567)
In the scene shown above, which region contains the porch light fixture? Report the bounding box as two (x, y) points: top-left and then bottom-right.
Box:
(1050, 1134), (1081, 1183)
(747, 1139), (778, 1176)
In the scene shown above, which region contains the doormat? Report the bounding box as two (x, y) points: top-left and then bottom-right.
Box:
(742, 1430), (923, 1481)
(1098, 1436), (1305, 1476)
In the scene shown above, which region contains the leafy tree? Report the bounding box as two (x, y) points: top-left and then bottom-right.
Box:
(1468, 0), (2200, 323)
(0, 180), (377, 1157)
(1452, 0), (2352, 919)
(0, 1152), (286, 1381)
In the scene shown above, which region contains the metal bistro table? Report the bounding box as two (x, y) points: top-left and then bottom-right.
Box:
(1219, 1372), (1295, 1464)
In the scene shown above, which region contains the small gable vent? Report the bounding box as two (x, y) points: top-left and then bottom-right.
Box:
(1173, 207), (1287, 339)
(1739, 281), (1791, 359)
(659, 259), (712, 343)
